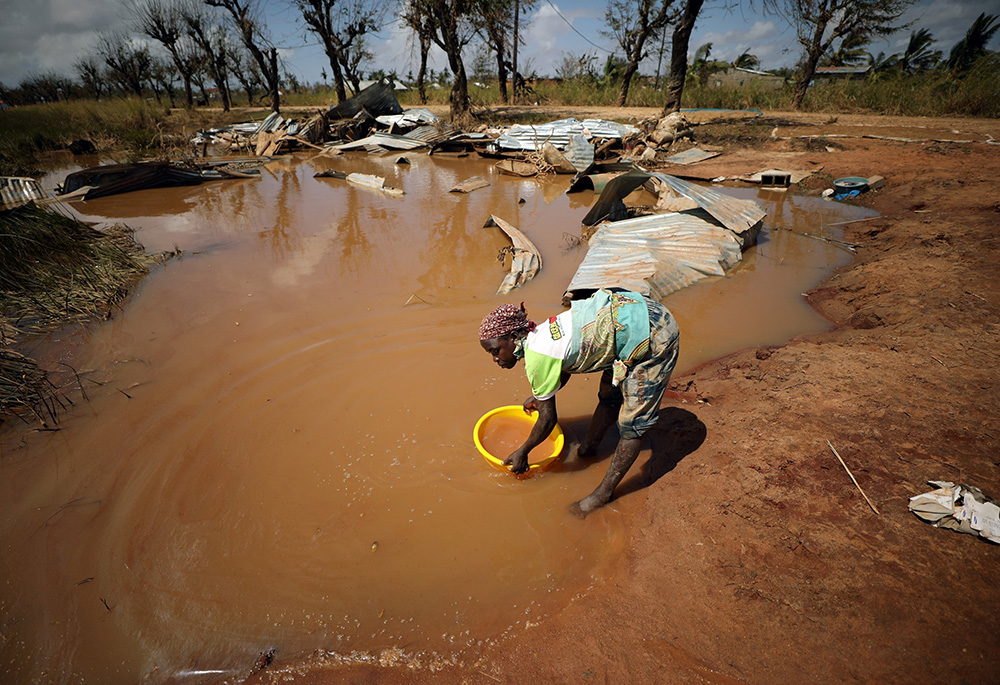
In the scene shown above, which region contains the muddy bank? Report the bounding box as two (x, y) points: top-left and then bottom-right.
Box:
(243, 115), (1000, 683)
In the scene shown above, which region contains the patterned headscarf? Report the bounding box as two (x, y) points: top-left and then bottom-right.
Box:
(479, 302), (536, 340)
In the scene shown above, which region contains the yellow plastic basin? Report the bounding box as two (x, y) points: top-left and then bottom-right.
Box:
(473, 405), (564, 474)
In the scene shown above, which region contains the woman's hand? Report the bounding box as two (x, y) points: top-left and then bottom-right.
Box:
(504, 447), (530, 474)
(522, 396), (538, 414)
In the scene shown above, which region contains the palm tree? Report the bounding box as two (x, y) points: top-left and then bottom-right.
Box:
(867, 51), (897, 72)
(733, 49), (760, 70)
(948, 13), (999, 74)
(897, 28), (940, 73)
(820, 31), (870, 67)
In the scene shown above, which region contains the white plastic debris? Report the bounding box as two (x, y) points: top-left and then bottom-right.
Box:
(908, 480), (1000, 544)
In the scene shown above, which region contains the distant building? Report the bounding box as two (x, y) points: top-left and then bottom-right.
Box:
(709, 67), (785, 90)
(813, 65), (871, 79)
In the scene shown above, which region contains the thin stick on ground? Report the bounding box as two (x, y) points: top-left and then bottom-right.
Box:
(827, 440), (880, 515)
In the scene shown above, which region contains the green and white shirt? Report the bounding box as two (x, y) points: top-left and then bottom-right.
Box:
(523, 290), (651, 400)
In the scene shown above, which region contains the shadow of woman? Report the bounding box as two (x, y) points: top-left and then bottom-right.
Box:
(616, 406), (707, 498)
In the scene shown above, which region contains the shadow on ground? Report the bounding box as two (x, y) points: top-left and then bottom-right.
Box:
(555, 407), (706, 496)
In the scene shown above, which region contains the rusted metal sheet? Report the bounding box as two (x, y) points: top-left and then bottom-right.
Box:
(483, 215), (542, 294)
(1, 177), (45, 209)
(663, 148), (720, 165)
(495, 160), (538, 177)
(582, 170), (765, 247)
(567, 172), (619, 194)
(450, 176), (490, 193)
(581, 170), (649, 224)
(407, 124), (461, 146)
(653, 173), (765, 246)
(565, 212), (743, 301)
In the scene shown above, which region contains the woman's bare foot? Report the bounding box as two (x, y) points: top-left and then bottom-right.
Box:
(569, 492), (610, 518)
(576, 442), (597, 458)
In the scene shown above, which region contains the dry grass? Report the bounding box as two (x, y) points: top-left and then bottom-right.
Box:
(0, 203), (159, 426)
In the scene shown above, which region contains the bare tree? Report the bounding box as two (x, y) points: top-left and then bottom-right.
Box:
(75, 56), (107, 100)
(402, 1), (434, 103)
(129, 0), (199, 107)
(97, 32), (153, 96)
(181, 2), (234, 110)
(406, 0), (478, 121)
(227, 41), (265, 104)
(602, 0), (677, 106)
(294, 0), (387, 103)
(147, 56), (179, 105)
(205, 0), (281, 112)
(17, 72), (75, 104)
(660, 0), (704, 114)
(766, 0), (913, 109)
(473, 0), (513, 103)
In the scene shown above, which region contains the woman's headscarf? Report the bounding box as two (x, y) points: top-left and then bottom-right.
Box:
(479, 302), (536, 340)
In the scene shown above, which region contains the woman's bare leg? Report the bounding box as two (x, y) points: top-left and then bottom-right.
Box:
(577, 401), (618, 456)
(571, 437), (642, 516)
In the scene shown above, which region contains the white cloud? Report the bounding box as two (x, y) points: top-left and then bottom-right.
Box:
(520, 3), (613, 76)
(696, 20), (789, 68)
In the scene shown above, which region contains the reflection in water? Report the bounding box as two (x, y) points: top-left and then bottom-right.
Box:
(0, 153), (875, 682)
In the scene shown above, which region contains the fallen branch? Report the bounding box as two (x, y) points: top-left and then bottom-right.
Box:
(827, 440), (880, 515)
(779, 228), (858, 253)
(825, 216), (881, 227)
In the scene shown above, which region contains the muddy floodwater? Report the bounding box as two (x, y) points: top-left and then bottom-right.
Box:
(0, 152), (875, 682)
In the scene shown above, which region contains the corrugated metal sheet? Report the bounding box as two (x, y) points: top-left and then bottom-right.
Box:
(256, 112), (285, 133)
(330, 133), (428, 151)
(652, 172), (765, 245)
(496, 118), (638, 151)
(663, 148), (720, 165)
(484, 215), (542, 294)
(405, 124), (459, 145)
(59, 162), (213, 200)
(582, 171), (765, 247)
(565, 211), (743, 300)
(564, 134), (595, 172)
(1, 176), (45, 209)
(377, 108), (439, 128)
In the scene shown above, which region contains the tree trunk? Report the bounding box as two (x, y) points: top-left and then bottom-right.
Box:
(268, 47), (280, 113)
(792, 61), (816, 109)
(617, 61), (639, 107)
(512, 0), (519, 103)
(325, 44), (348, 103)
(417, 37), (428, 104)
(661, 0), (704, 115)
(793, 20), (829, 110)
(496, 48), (508, 104)
(447, 51), (470, 120)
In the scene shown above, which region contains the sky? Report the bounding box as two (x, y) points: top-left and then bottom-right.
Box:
(0, 0), (998, 88)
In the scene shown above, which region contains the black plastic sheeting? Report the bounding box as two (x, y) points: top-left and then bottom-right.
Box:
(326, 80), (404, 121)
(61, 162), (210, 200)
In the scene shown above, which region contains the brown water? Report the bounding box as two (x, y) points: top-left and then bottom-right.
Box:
(0, 152), (874, 682)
